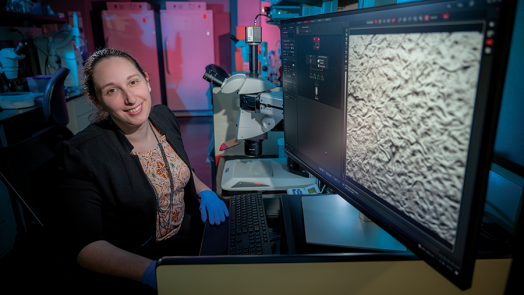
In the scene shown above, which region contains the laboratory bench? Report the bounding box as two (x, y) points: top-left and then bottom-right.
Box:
(157, 192), (515, 295)
(0, 90), (84, 123)
(0, 90), (91, 146)
(163, 153), (518, 294)
(200, 193), (514, 257)
(210, 155), (515, 256)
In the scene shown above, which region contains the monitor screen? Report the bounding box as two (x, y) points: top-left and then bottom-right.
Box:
(281, 0), (517, 290)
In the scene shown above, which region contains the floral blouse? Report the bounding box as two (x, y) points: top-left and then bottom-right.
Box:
(134, 134), (191, 242)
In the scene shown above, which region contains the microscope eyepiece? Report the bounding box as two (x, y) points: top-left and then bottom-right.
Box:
(13, 42), (28, 56)
(203, 69), (225, 87)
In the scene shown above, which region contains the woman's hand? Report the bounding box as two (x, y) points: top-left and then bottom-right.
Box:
(198, 190), (229, 225)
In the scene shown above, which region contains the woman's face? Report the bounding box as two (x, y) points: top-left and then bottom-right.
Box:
(91, 57), (151, 133)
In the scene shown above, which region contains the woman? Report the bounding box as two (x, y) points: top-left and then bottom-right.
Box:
(59, 48), (228, 293)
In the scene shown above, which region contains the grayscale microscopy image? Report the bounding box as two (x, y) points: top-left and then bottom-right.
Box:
(345, 31), (483, 245)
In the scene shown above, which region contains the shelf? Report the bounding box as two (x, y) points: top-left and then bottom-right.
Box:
(270, 0), (324, 7)
(0, 11), (67, 26)
(266, 19), (280, 26)
(266, 14), (301, 26)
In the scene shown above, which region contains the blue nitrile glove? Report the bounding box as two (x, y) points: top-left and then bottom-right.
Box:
(199, 190), (229, 225)
(142, 260), (157, 291)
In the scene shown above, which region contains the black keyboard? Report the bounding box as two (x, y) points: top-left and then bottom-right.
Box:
(228, 193), (272, 255)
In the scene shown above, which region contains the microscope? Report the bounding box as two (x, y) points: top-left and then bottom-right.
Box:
(203, 22), (316, 192)
(0, 42), (44, 110)
(0, 42), (27, 79)
(204, 26), (282, 157)
(34, 13), (84, 93)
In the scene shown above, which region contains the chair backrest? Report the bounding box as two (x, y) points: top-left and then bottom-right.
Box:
(43, 68), (70, 126)
(0, 125), (74, 228)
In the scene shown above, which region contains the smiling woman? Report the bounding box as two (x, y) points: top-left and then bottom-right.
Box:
(58, 48), (228, 294)
(83, 49), (148, 123)
(91, 56), (152, 136)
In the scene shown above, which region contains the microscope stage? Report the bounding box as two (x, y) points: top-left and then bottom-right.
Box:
(221, 158), (317, 191)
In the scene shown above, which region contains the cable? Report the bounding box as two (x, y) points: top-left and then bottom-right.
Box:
(320, 183), (327, 194)
(35, 30), (84, 75)
(79, 35), (88, 56)
(253, 14), (281, 30)
(44, 56), (49, 75)
(34, 30), (79, 58)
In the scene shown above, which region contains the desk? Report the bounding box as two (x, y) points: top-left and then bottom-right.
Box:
(0, 91), (86, 146)
(0, 106), (42, 124)
(199, 194), (385, 256)
(156, 152), (518, 294)
(0, 102), (45, 146)
(158, 193), (514, 295)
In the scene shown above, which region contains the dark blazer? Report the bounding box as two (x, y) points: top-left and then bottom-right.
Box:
(59, 104), (201, 261)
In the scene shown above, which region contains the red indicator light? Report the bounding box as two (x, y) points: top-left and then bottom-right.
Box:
(142, 18), (146, 23)
(392, 18), (396, 23)
(203, 14), (207, 19)
(374, 19), (378, 24)
(424, 15), (430, 21)
(443, 13), (450, 20)
(485, 38), (494, 46)
(255, 182), (260, 185)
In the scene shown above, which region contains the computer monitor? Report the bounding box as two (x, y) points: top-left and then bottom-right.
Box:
(281, 0), (518, 290)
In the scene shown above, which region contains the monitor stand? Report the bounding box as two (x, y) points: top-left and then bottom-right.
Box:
(302, 194), (407, 252)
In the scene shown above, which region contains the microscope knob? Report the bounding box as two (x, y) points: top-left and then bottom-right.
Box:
(262, 117), (275, 130)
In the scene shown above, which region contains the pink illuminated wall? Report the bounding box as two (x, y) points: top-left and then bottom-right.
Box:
(160, 7), (215, 112)
(101, 7), (163, 106)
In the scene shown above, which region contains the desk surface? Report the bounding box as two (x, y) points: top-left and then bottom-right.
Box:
(0, 91), (84, 124)
(210, 155), (515, 259)
(165, 195), (516, 295)
(200, 193), (418, 257)
(200, 193), (513, 260)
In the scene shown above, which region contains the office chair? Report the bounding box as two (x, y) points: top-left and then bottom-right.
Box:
(4, 68), (71, 145)
(42, 67), (70, 125)
(0, 125), (74, 293)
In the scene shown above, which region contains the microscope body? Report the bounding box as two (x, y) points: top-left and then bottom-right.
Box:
(203, 25), (283, 156)
(237, 90), (283, 155)
(0, 45), (26, 79)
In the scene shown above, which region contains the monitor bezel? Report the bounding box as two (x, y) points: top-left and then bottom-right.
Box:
(281, 0), (518, 290)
